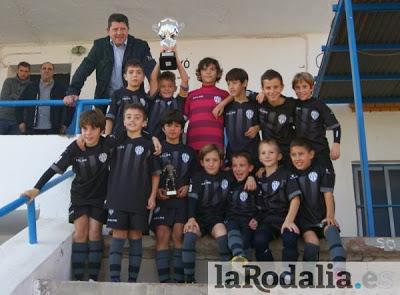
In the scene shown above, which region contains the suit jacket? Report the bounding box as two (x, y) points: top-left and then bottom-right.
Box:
(16, 81), (73, 133)
(66, 35), (156, 99)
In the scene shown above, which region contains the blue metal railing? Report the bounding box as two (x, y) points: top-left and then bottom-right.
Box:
(0, 170), (74, 244)
(0, 98), (111, 244)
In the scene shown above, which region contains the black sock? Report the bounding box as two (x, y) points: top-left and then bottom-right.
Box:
(109, 238), (125, 282)
(156, 249), (170, 282)
(88, 240), (103, 281)
(71, 242), (88, 280)
(128, 238), (142, 282)
(217, 235), (231, 261)
(173, 248), (184, 283)
(182, 232), (197, 283)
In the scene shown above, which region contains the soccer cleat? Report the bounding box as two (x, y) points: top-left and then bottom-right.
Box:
(231, 255), (248, 263)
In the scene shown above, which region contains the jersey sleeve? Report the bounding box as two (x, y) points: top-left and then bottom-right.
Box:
(286, 172), (302, 201)
(51, 142), (76, 174)
(320, 166), (335, 193)
(150, 147), (162, 176)
(33, 168), (57, 190)
(106, 91), (119, 121)
(187, 173), (201, 218)
(319, 101), (340, 130)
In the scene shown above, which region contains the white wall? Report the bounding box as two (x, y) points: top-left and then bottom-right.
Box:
(0, 35), (398, 237)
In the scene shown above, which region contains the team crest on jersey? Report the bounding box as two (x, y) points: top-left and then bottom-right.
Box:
(98, 153), (107, 163)
(308, 171), (318, 182)
(246, 110), (254, 120)
(239, 191), (248, 202)
(167, 101), (172, 106)
(135, 146), (144, 155)
(272, 181), (280, 191)
(311, 110), (319, 120)
(221, 179), (229, 190)
(182, 153), (190, 163)
(214, 96), (222, 104)
(278, 114), (287, 124)
(108, 209), (114, 216)
(140, 98), (146, 106)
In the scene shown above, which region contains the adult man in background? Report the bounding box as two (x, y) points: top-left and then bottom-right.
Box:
(0, 61), (31, 134)
(17, 62), (72, 135)
(64, 13), (156, 112)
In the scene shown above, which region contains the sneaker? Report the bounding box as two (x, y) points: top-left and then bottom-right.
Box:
(231, 255), (248, 263)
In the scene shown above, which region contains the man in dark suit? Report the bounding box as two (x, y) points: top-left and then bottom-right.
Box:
(64, 13), (156, 112)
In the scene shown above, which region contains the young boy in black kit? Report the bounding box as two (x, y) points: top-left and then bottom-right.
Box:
(23, 109), (110, 281)
(290, 138), (346, 262)
(223, 68), (260, 166)
(152, 109), (196, 283)
(105, 103), (161, 282)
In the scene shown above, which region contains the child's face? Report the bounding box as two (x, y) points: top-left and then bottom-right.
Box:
(200, 64), (218, 85)
(232, 156), (253, 182)
(201, 150), (222, 175)
(227, 80), (247, 97)
(159, 79), (177, 99)
(124, 66), (145, 88)
(262, 78), (284, 104)
(81, 125), (101, 147)
(258, 142), (282, 168)
(123, 108), (146, 133)
(162, 122), (182, 142)
(290, 146), (314, 170)
(294, 80), (313, 101)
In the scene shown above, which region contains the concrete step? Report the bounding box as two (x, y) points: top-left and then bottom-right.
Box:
(34, 280), (207, 295)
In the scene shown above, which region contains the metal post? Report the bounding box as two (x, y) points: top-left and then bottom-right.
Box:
(74, 101), (84, 134)
(344, 0), (375, 236)
(27, 200), (37, 244)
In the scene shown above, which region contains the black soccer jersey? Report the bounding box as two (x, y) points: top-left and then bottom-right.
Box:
(188, 170), (232, 219)
(256, 166), (301, 220)
(294, 164), (335, 226)
(226, 180), (258, 220)
(34, 137), (111, 207)
(224, 99), (260, 158)
(295, 97), (340, 153)
(258, 97), (296, 155)
(158, 142), (197, 208)
(147, 94), (185, 140)
(105, 136), (161, 213)
(106, 87), (150, 135)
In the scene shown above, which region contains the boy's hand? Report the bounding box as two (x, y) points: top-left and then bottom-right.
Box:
(18, 123), (27, 134)
(244, 176), (257, 191)
(330, 142), (340, 160)
(281, 220), (300, 234)
(249, 218), (258, 230)
(184, 218), (199, 233)
(256, 92), (265, 104)
(63, 95), (78, 107)
(245, 125), (260, 138)
(152, 136), (162, 155)
(177, 185), (189, 198)
(157, 188), (169, 201)
(22, 188), (39, 204)
(322, 216), (340, 228)
(212, 103), (224, 119)
(147, 195), (156, 210)
(256, 167), (265, 178)
(76, 135), (86, 151)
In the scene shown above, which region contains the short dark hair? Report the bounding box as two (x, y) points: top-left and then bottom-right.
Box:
(259, 139), (281, 154)
(123, 103), (147, 120)
(196, 57), (223, 82)
(231, 151), (253, 165)
(79, 108), (106, 131)
(124, 59), (144, 74)
(290, 137), (314, 152)
(161, 109), (185, 129)
(108, 13), (129, 28)
(226, 68), (248, 83)
(17, 61), (30, 70)
(261, 69), (283, 87)
(199, 144), (224, 161)
(158, 71), (176, 84)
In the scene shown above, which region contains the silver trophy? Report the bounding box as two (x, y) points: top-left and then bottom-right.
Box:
(163, 163), (178, 197)
(152, 18), (184, 70)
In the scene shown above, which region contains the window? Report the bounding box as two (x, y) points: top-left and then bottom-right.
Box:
(353, 163), (400, 237)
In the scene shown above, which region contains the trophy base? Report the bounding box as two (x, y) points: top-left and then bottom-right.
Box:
(166, 190), (177, 196)
(160, 52), (177, 70)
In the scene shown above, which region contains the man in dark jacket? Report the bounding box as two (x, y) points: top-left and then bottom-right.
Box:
(0, 61), (31, 134)
(17, 62), (72, 135)
(64, 13), (156, 112)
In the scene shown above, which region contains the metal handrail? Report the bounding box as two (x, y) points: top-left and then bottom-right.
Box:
(0, 98), (112, 244)
(0, 98), (111, 134)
